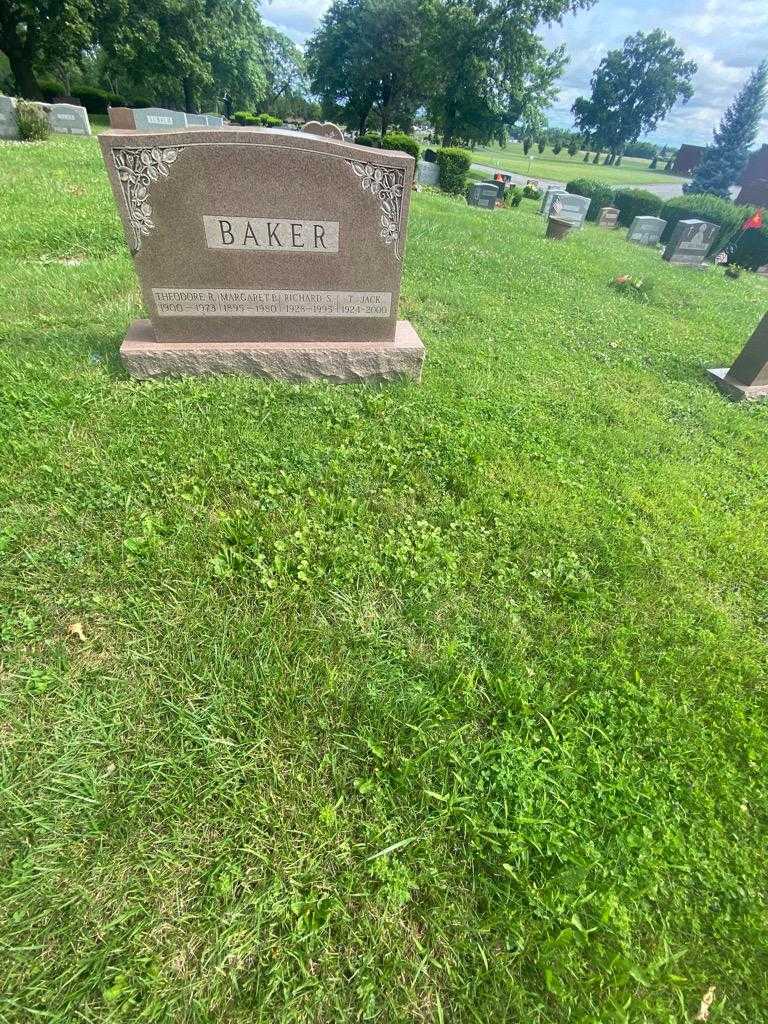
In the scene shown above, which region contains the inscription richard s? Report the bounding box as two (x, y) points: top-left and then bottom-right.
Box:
(203, 216), (339, 253)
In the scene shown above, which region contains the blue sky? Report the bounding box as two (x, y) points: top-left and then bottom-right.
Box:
(262, 0), (768, 146)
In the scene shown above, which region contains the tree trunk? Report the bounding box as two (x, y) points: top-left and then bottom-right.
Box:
(182, 77), (195, 113)
(7, 50), (42, 99)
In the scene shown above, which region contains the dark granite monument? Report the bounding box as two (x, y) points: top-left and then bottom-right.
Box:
(663, 219), (719, 266)
(99, 125), (425, 381)
(467, 183), (499, 209)
(707, 313), (768, 401)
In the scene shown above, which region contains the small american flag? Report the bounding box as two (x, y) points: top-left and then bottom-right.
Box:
(551, 197), (563, 216)
(714, 250), (729, 265)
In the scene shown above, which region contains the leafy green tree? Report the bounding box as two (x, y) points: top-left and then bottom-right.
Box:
(685, 61), (768, 198)
(568, 139), (579, 157)
(427, 0), (592, 147)
(522, 136), (532, 155)
(259, 26), (310, 115)
(649, 155), (658, 169)
(0, 0), (96, 99)
(306, 0), (431, 136)
(537, 137), (546, 153)
(552, 141), (562, 155)
(572, 30), (696, 162)
(98, 0), (265, 111)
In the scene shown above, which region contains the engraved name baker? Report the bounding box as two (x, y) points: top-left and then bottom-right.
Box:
(203, 216), (339, 253)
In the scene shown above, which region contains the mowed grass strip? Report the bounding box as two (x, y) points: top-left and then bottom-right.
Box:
(1, 136), (768, 1024)
(471, 140), (688, 186)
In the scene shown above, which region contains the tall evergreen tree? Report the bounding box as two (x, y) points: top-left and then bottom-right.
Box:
(686, 62), (768, 198)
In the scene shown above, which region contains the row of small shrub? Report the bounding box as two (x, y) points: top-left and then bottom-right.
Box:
(565, 179), (768, 270)
(354, 132), (420, 161)
(37, 78), (125, 113)
(230, 111), (282, 127)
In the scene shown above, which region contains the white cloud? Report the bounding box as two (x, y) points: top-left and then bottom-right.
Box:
(265, 0), (768, 145)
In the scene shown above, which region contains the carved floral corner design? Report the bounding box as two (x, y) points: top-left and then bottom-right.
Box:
(112, 146), (182, 253)
(347, 160), (406, 259)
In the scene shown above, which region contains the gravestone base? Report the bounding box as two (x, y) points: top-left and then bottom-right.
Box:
(706, 367), (768, 402)
(120, 318), (425, 383)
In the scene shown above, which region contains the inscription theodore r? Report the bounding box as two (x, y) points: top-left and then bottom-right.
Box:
(203, 216), (339, 252)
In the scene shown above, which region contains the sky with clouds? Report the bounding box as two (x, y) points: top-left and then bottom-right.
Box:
(262, 0), (768, 147)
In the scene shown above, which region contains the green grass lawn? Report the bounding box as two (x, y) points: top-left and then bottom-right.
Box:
(3, 136), (768, 1024)
(471, 141), (688, 186)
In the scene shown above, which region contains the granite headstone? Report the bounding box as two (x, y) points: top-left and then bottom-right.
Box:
(663, 219), (719, 266)
(109, 107), (188, 131)
(0, 95), (18, 139)
(597, 206), (619, 228)
(467, 183), (499, 209)
(627, 216), (667, 247)
(416, 159), (440, 186)
(48, 103), (91, 136)
(708, 313), (768, 400)
(99, 126), (425, 381)
(553, 193), (591, 229)
(302, 121), (344, 141)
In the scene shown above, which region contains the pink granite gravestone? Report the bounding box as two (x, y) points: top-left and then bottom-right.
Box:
(99, 125), (425, 381)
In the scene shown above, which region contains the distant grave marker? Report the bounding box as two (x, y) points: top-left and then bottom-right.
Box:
(48, 103), (91, 136)
(627, 216), (667, 247)
(109, 107), (188, 131)
(597, 206), (619, 228)
(663, 219), (719, 266)
(553, 193), (590, 229)
(467, 183), (499, 209)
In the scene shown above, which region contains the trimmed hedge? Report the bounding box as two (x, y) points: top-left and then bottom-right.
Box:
(613, 189), (663, 227)
(71, 85), (125, 114)
(231, 111), (281, 126)
(660, 193), (768, 270)
(565, 178), (616, 222)
(38, 77), (66, 102)
(355, 133), (381, 148)
(436, 146), (472, 195)
(381, 132), (419, 160)
(16, 100), (50, 142)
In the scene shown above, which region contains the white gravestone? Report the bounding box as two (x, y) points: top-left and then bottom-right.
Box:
(540, 186), (562, 216)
